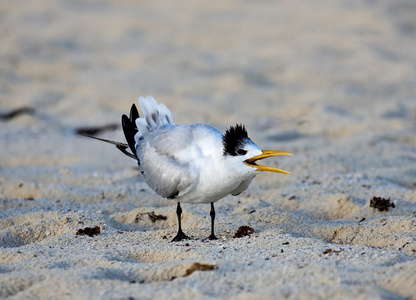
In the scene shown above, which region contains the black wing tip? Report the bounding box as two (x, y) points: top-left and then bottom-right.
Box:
(130, 103), (139, 121)
(121, 114), (130, 128)
(121, 105), (139, 159)
(222, 123), (249, 156)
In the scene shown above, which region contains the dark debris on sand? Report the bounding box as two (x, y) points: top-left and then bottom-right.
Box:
(74, 123), (119, 135)
(370, 197), (395, 212)
(233, 226), (254, 238)
(134, 212), (168, 223)
(0, 107), (35, 121)
(76, 226), (101, 237)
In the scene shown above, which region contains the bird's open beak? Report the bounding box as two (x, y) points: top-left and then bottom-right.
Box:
(244, 150), (292, 174)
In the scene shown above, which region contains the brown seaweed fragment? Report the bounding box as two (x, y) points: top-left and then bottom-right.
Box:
(184, 263), (216, 277)
(148, 212), (168, 223)
(370, 197), (395, 212)
(323, 249), (342, 255)
(76, 226), (101, 237)
(233, 226), (254, 238)
(134, 212), (168, 223)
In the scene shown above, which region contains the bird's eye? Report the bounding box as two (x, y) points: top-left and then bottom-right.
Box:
(236, 149), (247, 155)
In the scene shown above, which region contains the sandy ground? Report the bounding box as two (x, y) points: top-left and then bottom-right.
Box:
(1, 0), (416, 299)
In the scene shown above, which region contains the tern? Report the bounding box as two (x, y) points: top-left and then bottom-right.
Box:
(82, 96), (292, 242)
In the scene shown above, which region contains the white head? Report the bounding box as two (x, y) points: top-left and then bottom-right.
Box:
(222, 124), (292, 177)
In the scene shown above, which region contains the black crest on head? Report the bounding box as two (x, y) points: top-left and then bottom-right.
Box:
(223, 123), (249, 156)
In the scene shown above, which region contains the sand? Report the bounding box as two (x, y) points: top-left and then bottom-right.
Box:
(1, 0), (416, 299)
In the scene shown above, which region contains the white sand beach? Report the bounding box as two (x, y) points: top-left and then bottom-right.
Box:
(1, 0), (416, 299)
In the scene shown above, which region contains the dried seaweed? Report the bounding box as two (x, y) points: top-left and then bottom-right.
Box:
(370, 197), (395, 212)
(134, 212), (168, 223)
(148, 212), (168, 223)
(184, 263), (216, 277)
(233, 226), (254, 238)
(323, 249), (342, 255)
(76, 226), (101, 237)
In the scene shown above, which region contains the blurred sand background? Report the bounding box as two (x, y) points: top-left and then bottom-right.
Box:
(1, 0), (416, 299)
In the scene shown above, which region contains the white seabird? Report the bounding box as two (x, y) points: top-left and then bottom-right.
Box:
(83, 96), (292, 241)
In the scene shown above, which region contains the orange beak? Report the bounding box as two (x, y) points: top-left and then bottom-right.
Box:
(244, 150), (292, 174)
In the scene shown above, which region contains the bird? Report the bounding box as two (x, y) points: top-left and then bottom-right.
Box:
(81, 96), (292, 242)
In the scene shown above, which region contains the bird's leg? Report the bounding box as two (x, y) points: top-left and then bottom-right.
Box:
(207, 202), (218, 240)
(171, 202), (190, 242)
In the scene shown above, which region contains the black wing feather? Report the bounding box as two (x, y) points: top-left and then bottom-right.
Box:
(122, 104), (139, 160)
(129, 103), (139, 123)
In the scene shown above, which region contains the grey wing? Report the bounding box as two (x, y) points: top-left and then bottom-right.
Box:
(231, 177), (255, 196)
(138, 126), (197, 199)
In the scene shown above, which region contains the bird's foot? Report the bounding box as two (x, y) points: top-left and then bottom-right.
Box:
(171, 231), (191, 242)
(206, 234), (218, 240)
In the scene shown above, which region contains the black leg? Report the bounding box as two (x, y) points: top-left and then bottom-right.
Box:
(207, 202), (218, 240)
(171, 202), (190, 242)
